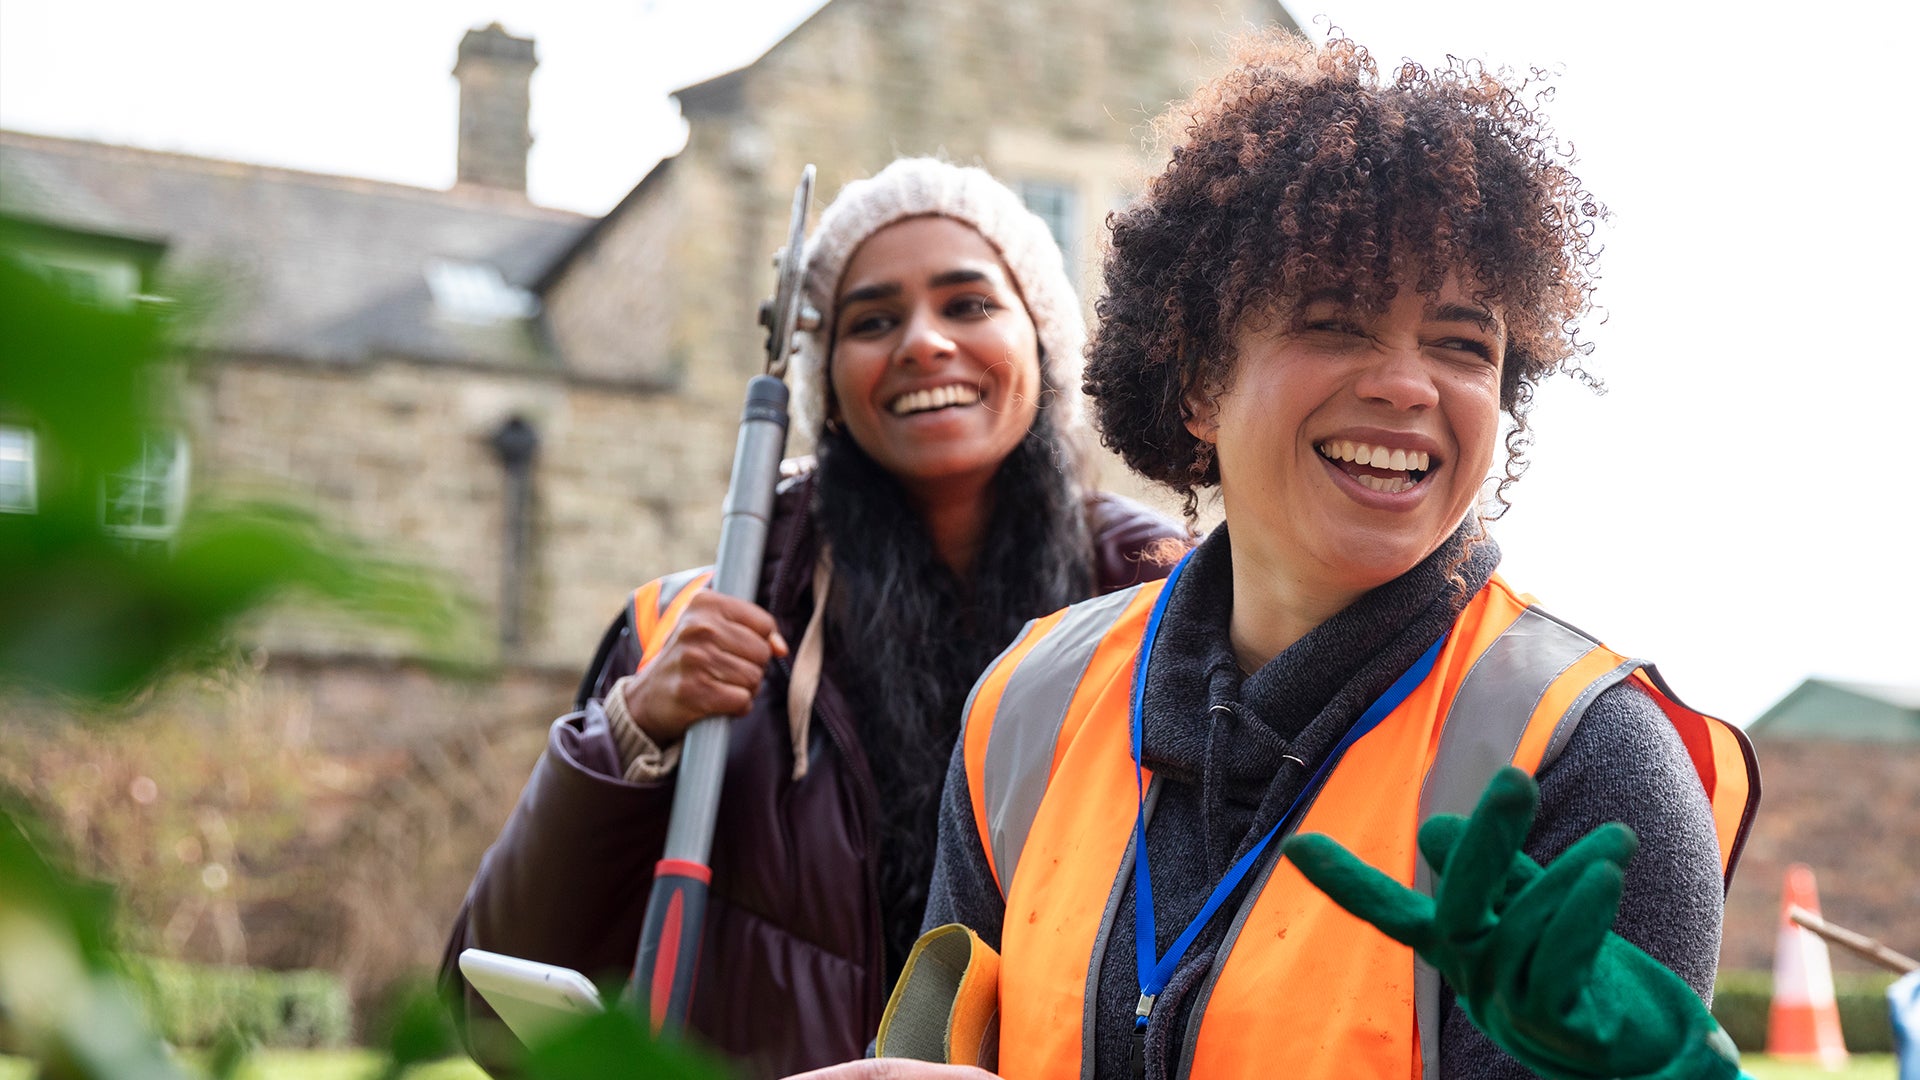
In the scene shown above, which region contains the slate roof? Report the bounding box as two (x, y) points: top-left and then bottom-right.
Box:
(1748, 677), (1920, 741)
(1821, 679), (1920, 711)
(0, 130), (592, 368)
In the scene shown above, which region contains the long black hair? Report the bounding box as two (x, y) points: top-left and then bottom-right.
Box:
(814, 385), (1090, 980)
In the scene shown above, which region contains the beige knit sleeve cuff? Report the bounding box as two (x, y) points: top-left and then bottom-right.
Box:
(604, 674), (681, 782)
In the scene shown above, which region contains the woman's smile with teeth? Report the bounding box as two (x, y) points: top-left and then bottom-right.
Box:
(1316, 439), (1434, 495)
(890, 383), (983, 415)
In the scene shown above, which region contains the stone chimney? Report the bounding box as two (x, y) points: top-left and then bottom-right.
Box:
(453, 23), (537, 194)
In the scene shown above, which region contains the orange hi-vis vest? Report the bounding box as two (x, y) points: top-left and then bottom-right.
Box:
(631, 567), (716, 656)
(961, 573), (1759, 1080)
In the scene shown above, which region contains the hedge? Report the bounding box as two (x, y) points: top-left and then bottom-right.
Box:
(1713, 969), (1899, 1054)
(123, 958), (352, 1048)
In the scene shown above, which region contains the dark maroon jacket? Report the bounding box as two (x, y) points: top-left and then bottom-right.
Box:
(440, 476), (1180, 1078)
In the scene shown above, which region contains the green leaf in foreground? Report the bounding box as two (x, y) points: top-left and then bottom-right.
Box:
(0, 803), (190, 1080)
(369, 985), (463, 1080)
(520, 1007), (730, 1080)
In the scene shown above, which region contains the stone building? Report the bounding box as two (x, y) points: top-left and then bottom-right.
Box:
(1720, 679), (1920, 974)
(0, 3), (1292, 1005)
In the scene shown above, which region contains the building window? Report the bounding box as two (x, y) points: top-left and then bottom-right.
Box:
(20, 251), (143, 310)
(0, 425), (36, 514)
(101, 432), (189, 541)
(1013, 179), (1079, 269)
(425, 258), (540, 324)
(48, 265), (106, 305)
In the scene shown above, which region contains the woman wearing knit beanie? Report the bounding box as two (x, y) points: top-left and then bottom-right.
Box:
(442, 157), (1182, 1078)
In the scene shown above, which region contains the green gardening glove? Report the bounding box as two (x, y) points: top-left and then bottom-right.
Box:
(1281, 767), (1746, 1080)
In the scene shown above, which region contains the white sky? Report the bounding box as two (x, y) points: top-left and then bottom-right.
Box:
(4, 0), (1916, 725)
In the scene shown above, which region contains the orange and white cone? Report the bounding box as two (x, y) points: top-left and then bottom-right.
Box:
(1766, 863), (1848, 1068)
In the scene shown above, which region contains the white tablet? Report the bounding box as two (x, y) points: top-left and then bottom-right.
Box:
(458, 948), (606, 1044)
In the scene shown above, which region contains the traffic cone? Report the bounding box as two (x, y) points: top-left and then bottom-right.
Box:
(1766, 863), (1848, 1067)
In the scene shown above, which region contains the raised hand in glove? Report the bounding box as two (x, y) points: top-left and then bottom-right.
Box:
(1281, 767), (1746, 1080)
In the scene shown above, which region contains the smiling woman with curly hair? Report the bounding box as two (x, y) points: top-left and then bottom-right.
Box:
(1087, 33), (1603, 522)
(834, 30), (1762, 1080)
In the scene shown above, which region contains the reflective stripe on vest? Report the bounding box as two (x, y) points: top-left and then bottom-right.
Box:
(965, 586), (1156, 895)
(631, 567), (715, 666)
(964, 573), (1760, 1080)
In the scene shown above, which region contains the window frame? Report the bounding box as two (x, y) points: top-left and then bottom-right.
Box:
(21, 249), (144, 310)
(99, 431), (191, 542)
(0, 424), (37, 515)
(1011, 177), (1081, 276)
(424, 257), (541, 324)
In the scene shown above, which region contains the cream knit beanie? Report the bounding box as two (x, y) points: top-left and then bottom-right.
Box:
(791, 158), (1086, 443)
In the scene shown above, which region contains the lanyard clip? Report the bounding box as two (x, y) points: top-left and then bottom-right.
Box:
(1131, 993), (1157, 1080)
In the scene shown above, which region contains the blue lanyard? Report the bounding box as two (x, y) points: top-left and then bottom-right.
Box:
(1128, 549), (1448, 1032)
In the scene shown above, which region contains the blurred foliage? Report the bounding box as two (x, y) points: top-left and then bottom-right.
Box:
(1712, 969), (1899, 1054)
(0, 652), (562, 1030)
(0, 694), (391, 980)
(0, 800), (217, 1080)
(518, 1007), (729, 1080)
(360, 980), (728, 1080)
(0, 232), (720, 1076)
(367, 985), (465, 1080)
(1741, 1055), (1900, 1079)
(126, 959), (352, 1049)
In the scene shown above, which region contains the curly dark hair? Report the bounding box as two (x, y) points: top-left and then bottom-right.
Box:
(1085, 32), (1606, 520)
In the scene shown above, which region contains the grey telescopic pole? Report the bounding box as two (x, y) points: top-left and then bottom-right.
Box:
(663, 378), (789, 868)
(630, 165), (815, 1036)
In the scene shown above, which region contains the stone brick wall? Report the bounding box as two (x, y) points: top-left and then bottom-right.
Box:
(1720, 738), (1920, 974)
(187, 355), (734, 674)
(540, 166), (685, 388)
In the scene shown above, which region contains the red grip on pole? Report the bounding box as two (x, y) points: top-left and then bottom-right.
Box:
(650, 886), (684, 1031)
(656, 858), (712, 885)
(633, 859), (711, 1035)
